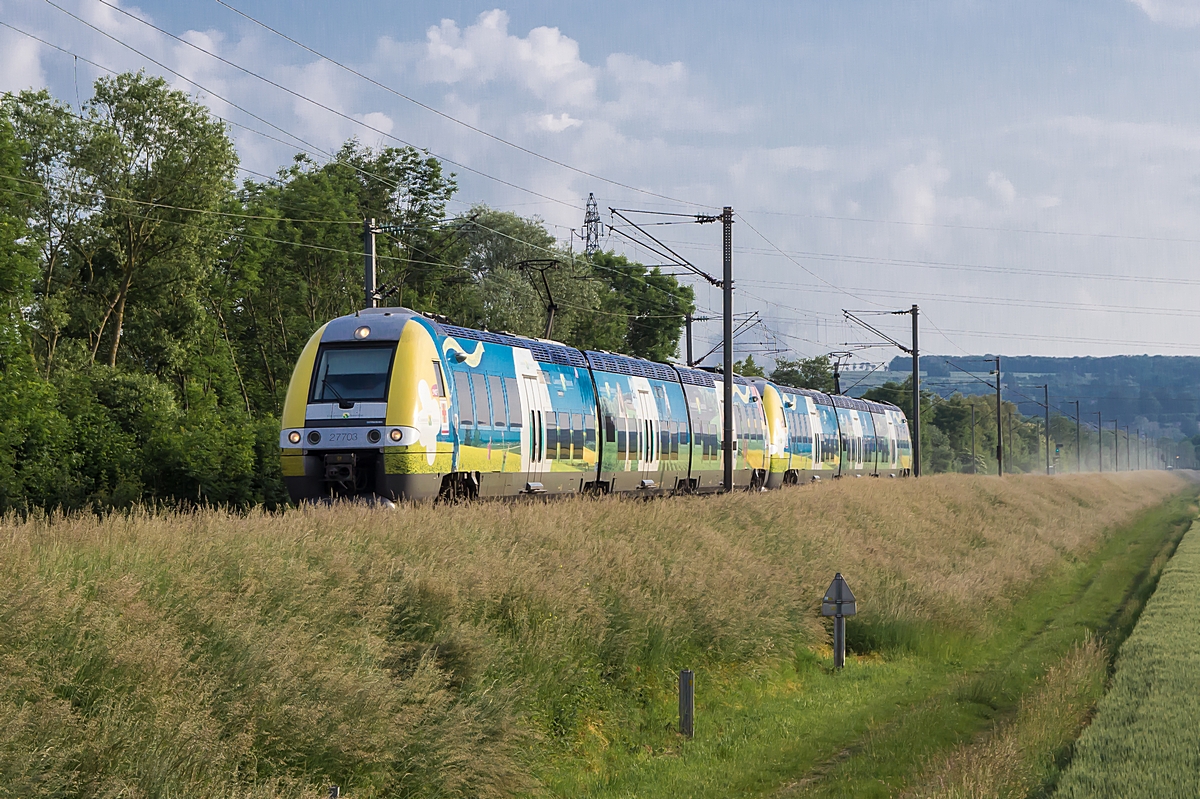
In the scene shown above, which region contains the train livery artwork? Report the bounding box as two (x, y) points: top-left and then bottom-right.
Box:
(280, 307), (914, 502)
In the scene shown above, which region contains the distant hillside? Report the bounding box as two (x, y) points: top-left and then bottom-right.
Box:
(860, 355), (1200, 439)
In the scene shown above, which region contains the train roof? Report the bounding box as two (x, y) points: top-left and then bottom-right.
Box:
(585, 350), (679, 382)
(751, 377), (904, 415)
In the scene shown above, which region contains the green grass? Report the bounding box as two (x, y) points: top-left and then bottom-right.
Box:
(0, 473), (1188, 798)
(543, 484), (1197, 798)
(1054, 514), (1200, 797)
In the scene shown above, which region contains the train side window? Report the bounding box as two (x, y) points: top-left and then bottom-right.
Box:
(546, 412), (559, 459)
(472, 373), (491, 427)
(660, 424), (670, 461)
(505, 377), (523, 428)
(679, 423), (689, 447)
(489, 375), (506, 427)
(617, 416), (627, 458)
(585, 414), (597, 451)
(454, 372), (473, 426)
(572, 413), (584, 459)
(431, 361), (445, 397)
(605, 413), (616, 443)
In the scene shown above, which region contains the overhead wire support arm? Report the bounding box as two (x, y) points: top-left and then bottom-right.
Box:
(608, 209), (723, 286)
(841, 306), (921, 476)
(518, 259), (562, 339)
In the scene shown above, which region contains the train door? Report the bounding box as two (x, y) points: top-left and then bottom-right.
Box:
(515, 350), (553, 492)
(634, 379), (662, 489)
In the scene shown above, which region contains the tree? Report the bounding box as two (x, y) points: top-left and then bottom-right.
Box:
(770, 355), (835, 392)
(78, 72), (238, 370)
(1, 90), (92, 378)
(0, 113), (73, 511)
(588, 251), (694, 362)
(733, 355), (766, 377)
(223, 141), (456, 413)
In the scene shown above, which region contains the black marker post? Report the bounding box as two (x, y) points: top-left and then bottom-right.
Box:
(821, 573), (857, 669)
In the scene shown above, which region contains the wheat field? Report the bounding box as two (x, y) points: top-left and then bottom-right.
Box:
(0, 472), (1185, 798)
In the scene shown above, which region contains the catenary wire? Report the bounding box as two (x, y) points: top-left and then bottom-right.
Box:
(63, 0), (581, 211)
(210, 0), (714, 211)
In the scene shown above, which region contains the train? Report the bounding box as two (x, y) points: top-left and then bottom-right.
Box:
(279, 307), (914, 503)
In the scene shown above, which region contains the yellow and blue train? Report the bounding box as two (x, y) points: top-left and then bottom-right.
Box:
(279, 307), (913, 502)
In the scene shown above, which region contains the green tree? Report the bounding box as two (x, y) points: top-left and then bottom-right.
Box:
(733, 355), (766, 377)
(225, 142), (457, 414)
(78, 71), (238, 371)
(770, 355), (834, 392)
(588, 251), (694, 362)
(0, 114), (73, 511)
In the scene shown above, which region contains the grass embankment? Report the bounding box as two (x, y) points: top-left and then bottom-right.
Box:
(0, 472), (1189, 798)
(1053, 514), (1200, 797)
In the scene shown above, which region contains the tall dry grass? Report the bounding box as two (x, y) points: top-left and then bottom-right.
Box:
(0, 472), (1184, 797)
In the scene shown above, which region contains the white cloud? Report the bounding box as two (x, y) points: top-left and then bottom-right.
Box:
(419, 10), (596, 106)
(0, 30), (44, 93)
(535, 112), (581, 133)
(892, 153), (950, 228)
(1128, 0), (1200, 25)
(987, 170), (1016, 204)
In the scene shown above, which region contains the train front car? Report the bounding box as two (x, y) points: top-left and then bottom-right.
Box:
(280, 309), (453, 503)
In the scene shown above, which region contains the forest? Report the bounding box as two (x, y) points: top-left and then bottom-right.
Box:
(0, 74), (1156, 512)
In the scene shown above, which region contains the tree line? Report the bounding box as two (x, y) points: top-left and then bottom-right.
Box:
(0, 73), (695, 511)
(0, 74), (1101, 512)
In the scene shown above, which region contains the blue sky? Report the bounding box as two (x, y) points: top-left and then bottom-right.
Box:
(4, 0), (1200, 364)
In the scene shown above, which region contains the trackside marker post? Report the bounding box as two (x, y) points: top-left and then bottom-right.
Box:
(679, 669), (695, 737)
(821, 573), (857, 669)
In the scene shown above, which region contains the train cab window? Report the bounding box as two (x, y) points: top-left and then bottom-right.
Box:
(504, 377), (522, 428)
(311, 345), (394, 402)
(454, 372), (474, 426)
(431, 361), (445, 398)
(472, 373), (492, 427)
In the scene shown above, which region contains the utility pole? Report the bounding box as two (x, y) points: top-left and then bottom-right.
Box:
(1044, 385), (1051, 476)
(1096, 412), (1103, 472)
(685, 312), (693, 367)
(722, 207), (734, 493)
(912, 306), (921, 477)
(363, 218), (377, 309)
(1111, 420), (1119, 471)
(1125, 425), (1131, 472)
(1137, 428), (1141, 470)
(1072, 400), (1081, 473)
(608, 206), (730, 486)
(994, 356), (1003, 476)
(840, 307), (920, 475)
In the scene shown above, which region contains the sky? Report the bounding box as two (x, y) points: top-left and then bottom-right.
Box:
(3, 0), (1200, 366)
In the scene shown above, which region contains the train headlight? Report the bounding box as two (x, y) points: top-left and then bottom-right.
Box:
(308, 430), (322, 445)
(367, 429), (381, 444)
(389, 428), (403, 442)
(354, 326), (371, 340)
(287, 430), (302, 445)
